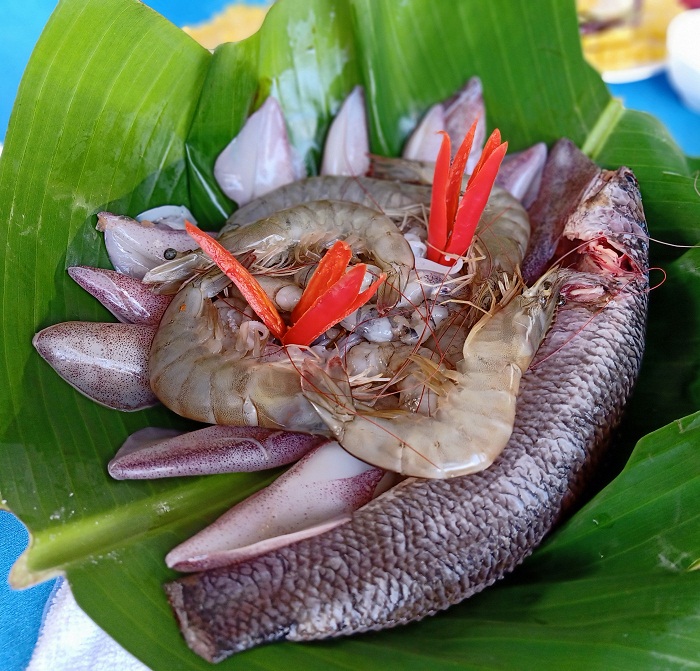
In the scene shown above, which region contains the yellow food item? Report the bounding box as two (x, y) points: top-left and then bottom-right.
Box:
(184, 4), (270, 49)
(579, 0), (685, 73)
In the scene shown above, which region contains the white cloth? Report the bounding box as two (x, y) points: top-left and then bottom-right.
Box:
(27, 579), (149, 671)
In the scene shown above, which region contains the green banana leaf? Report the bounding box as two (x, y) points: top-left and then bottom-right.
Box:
(0, 0), (698, 669)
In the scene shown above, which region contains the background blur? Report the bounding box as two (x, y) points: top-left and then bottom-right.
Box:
(0, 1), (271, 141)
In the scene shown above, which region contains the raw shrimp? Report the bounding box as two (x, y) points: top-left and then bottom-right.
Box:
(143, 177), (431, 291)
(211, 199), (415, 311)
(462, 184), (530, 282)
(148, 198), (416, 424)
(335, 185), (531, 417)
(225, 175), (432, 230)
(303, 268), (567, 479)
(403, 185), (531, 366)
(148, 275), (326, 430)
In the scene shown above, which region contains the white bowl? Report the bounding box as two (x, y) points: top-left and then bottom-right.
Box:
(667, 9), (700, 113)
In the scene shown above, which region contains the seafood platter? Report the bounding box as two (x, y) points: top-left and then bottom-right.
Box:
(1, 0), (698, 668)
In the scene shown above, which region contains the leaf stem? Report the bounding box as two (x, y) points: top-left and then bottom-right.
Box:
(581, 97), (625, 160)
(10, 472), (275, 587)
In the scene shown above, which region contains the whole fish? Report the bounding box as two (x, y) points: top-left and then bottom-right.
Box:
(164, 164), (649, 662)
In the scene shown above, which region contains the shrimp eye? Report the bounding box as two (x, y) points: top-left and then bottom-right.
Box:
(163, 248), (178, 260)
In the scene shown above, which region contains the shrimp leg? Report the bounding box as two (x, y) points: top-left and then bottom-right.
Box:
(303, 269), (567, 478)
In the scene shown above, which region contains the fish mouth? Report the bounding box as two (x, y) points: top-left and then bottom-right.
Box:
(547, 164), (649, 302)
(547, 232), (647, 308)
(554, 233), (643, 278)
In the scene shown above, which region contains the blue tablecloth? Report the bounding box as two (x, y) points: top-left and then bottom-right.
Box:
(1, 3), (699, 670)
(609, 75), (700, 155)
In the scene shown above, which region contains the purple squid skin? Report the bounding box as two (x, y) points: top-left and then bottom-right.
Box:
(522, 138), (601, 284)
(67, 266), (172, 326)
(164, 165), (649, 663)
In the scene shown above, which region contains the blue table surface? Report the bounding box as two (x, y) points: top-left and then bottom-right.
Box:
(1, 3), (699, 670)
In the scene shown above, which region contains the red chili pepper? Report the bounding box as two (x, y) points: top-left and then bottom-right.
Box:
(187, 223), (385, 348)
(445, 123), (475, 227)
(283, 265), (385, 347)
(427, 132), (451, 262)
(427, 122), (507, 265)
(291, 240), (352, 324)
(471, 128), (502, 179)
(445, 138), (508, 257)
(185, 222), (287, 341)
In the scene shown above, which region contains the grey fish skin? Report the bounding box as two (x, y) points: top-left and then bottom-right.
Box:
(164, 167), (649, 663)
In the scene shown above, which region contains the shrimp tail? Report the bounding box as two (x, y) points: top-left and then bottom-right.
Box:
(300, 358), (356, 438)
(142, 252), (213, 295)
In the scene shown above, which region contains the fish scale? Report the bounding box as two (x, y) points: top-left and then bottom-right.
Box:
(165, 166), (648, 662)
